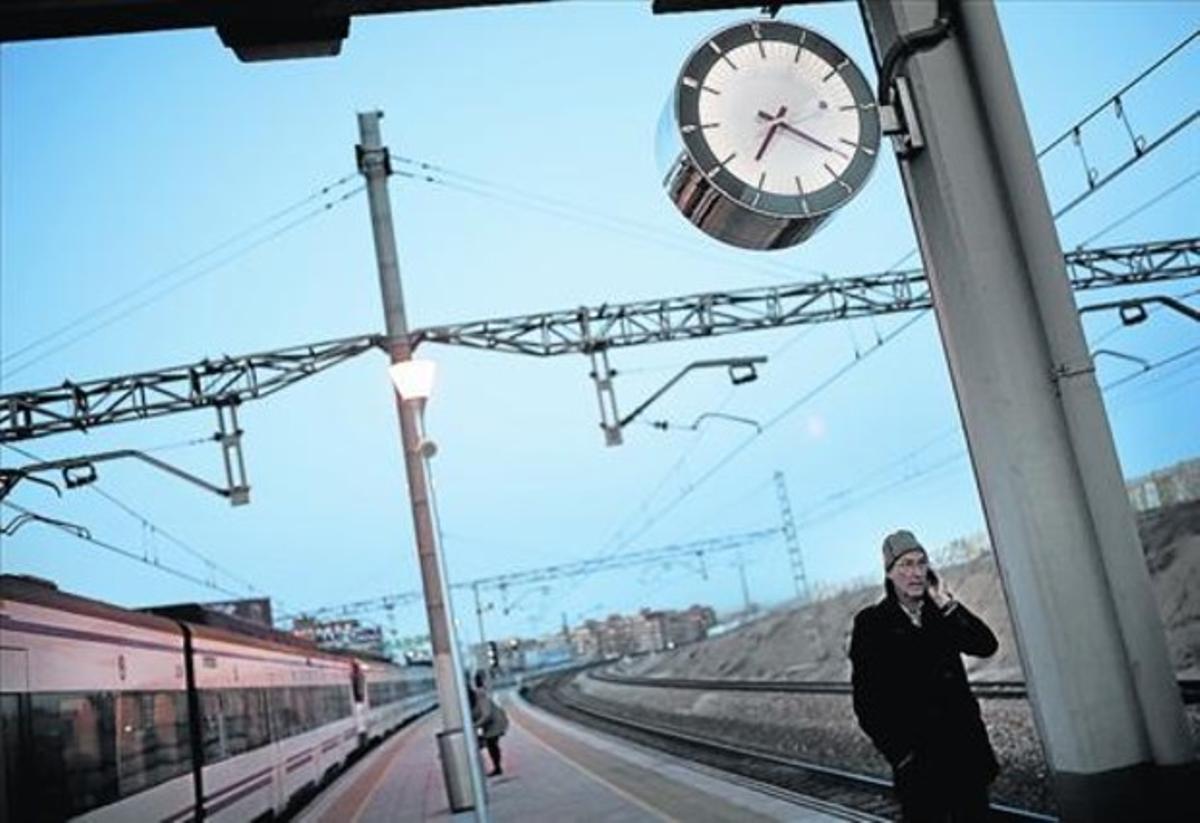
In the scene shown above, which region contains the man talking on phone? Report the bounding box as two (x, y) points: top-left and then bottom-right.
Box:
(849, 529), (1000, 822)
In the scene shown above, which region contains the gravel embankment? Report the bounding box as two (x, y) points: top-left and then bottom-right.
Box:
(571, 672), (1200, 817)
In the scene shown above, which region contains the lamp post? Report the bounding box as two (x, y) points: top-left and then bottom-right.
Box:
(359, 111), (486, 818)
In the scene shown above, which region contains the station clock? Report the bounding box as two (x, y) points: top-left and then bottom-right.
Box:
(661, 19), (881, 250)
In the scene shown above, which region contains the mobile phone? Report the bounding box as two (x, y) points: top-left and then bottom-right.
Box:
(926, 567), (940, 587)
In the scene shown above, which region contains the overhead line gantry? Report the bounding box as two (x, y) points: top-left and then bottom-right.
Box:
(2, 236), (1195, 447)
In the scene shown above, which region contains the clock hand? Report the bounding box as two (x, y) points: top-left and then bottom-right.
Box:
(754, 123), (781, 161)
(778, 122), (850, 159)
(756, 105), (788, 123)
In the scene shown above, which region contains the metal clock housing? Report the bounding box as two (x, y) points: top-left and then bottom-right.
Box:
(661, 19), (881, 251)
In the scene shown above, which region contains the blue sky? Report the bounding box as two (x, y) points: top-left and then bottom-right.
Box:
(2, 1), (1197, 649)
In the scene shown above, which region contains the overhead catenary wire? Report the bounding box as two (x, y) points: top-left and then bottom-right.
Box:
(2, 441), (276, 604)
(2, 180), (365, 382)
(1, 499), (245, 598)
(2, 172), (358, 370)
(390, 155), (832, 283)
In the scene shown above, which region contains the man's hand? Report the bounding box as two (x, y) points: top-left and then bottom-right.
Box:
(928, 574), (955, 610)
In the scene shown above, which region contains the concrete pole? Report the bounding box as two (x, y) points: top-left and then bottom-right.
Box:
(356, 110), (488, 818)
(856, 3), (1195, 819)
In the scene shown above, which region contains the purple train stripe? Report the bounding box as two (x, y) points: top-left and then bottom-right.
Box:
(204, 766), (273, 805)
(285, 753), (313, 773)
(159, 804), (195, 823)
(206, 776), (272, 816)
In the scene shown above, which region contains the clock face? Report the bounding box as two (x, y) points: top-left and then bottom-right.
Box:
(675, 20), (880, 219)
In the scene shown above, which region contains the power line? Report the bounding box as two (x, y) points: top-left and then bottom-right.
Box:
(2, 181), (364, 382)
(1075, 169), (1200, 249)
(390, 154), (832, 284)
(2, 441), (275, 603)
(1104, 342), (1200, 392)
(1, 499), (244, 598)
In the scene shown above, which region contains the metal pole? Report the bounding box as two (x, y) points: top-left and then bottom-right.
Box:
(473, 581), (488, 664)
(736, 552), (752, 614)
(356, 110), (487, 818)
(856, 3), (1195, 819)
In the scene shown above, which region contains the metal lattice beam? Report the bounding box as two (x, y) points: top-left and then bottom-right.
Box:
(2, 238), (1195, 444)
(412, 237), (1200, 356)
(279, 527), (781, 623)
(1, 334), (384, 443)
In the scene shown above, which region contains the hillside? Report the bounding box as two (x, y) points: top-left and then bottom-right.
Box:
(624, 500), (1200, 682)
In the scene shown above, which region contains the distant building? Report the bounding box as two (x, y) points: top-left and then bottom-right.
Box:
(291, 616), (386, 657)
(1127, 457), (1200, 512)
(198, 597), (274, 628)
(569, 604), (716, 658)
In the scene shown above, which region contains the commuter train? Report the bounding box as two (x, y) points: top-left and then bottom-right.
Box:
(0, 574), (436, 821)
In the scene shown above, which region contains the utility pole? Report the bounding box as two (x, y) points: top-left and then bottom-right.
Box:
(473, 581), (488, 666)
(773, 470), (808, 601)
(356, 110), (487, 818)
(736, 551), (753, 614)
(857, 2), (1195, 819)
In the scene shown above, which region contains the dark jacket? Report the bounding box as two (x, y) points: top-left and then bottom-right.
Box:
(471, 685), (509, 739)
(849, 584), (999, 784)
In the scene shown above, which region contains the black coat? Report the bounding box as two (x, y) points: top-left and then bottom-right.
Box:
(849, 585), (999, 784)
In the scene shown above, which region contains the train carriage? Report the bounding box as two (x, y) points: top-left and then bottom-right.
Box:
(1, 575), (438, 821)
(359, 659), (436, 744)
(1, 575), (197, 822)
(184, 622), (357, 820)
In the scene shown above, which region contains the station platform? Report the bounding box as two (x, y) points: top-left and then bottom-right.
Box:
(297, 692), (858, 822)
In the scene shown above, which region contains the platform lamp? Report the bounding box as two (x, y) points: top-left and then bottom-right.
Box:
(388, 358), (489, 820)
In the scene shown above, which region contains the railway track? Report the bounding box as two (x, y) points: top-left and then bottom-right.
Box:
(588, 669), (1200, 704)
(526, 670), (1056, 823)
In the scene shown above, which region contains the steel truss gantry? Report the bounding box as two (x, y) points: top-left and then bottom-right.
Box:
(275, 526), (782, 626)
(1, 334), (385, 444)
(412, 237), (1200, 356)
(2, 237), (1195, 444)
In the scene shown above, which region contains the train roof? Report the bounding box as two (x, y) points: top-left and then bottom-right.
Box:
(0, 573), (183, 637)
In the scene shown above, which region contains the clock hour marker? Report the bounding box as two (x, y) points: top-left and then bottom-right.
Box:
(822, 59), (849, 82)
(701, 84), (721, 95)
(793, 30), (808, 62)
(825, 162), (853, 193)
(794, 176), (805, 196)
(707, 152), (737, 177)
(709, 41), (738, 70)
(752, 23), (766, 58)
(758, 171), (767, 190)
(840, 137), (874, 156)
(700, 122), (720, 129)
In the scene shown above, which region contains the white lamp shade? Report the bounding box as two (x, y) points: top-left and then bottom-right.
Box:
(389, 359), (437, 401)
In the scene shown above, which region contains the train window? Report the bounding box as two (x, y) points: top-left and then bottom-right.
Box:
(116, 692), (192, 795)
(221, 689), (250, 756)
(245, 689), (271, 750)
(200, 690), (225, 763)
(1, 694), (27, 821)
(28, 691), (119, 817)
(270, 688), (295, 739)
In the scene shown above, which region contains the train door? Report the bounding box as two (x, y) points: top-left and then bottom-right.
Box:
(0, 648), (30, 821)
